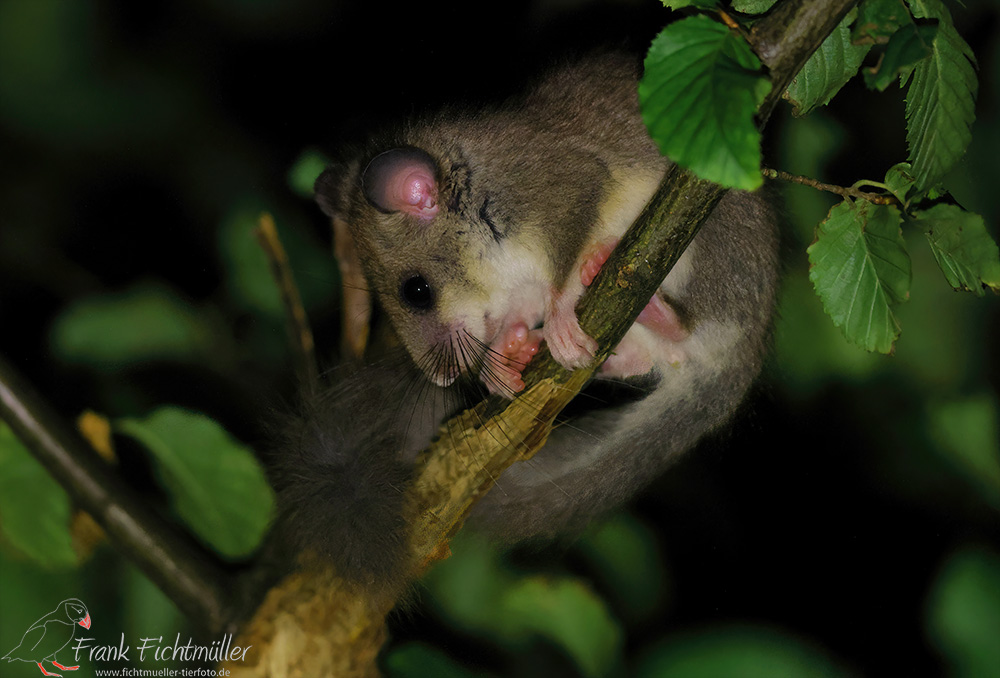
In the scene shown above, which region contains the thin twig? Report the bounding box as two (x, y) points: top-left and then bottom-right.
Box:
(255, 213), (319, 395)
(0, 354), (234, 635)
(762, 167), (900, 205)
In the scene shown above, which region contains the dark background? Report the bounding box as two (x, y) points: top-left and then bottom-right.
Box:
(1, 0), (998, 676)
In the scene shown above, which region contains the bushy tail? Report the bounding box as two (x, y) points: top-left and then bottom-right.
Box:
(269, 361), (424, 595)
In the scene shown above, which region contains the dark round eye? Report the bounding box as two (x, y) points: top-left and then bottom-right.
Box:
(400, 275), (434, 311)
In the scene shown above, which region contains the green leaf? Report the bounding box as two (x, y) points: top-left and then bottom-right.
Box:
(786, 11), (871, 116)
(496, 578), (622, 678)
(927, 395), (1000, 509)
(901, 0), (978, 192)
(864, 22), (938, 92)
(660, 0), (717, 8)
(116, 407), (274, 558)
(883, 162), (917, 205)
(217, 207), (339, 319)
(730, 0), (778, 13)
(287, 149), (330, 199)
(423, 533), (622, 678)
(852, 0), (913, 44)
(927, 548), (1000, 676)
(384, 643), (489, 678)
(640, 15), (770, 190)
(808, 200), (911, 353)
(577, 514), (668, 623)
(912, 204), (1000, 295)
(0, 422), (78, 568)
(637, 626), (851, 678)
(50, 283), (217, 371)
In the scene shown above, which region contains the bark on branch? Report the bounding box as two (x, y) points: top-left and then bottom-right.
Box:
(225, 0), (859, 675)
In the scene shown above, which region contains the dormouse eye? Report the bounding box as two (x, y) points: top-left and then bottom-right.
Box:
(400, 275), (434, 311)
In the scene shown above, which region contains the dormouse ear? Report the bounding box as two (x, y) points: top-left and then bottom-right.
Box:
(314, 166), (345, 218)
(361, 148), (439, 219)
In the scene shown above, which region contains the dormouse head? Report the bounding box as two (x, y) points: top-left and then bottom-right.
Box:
(316, 142), (547, 387)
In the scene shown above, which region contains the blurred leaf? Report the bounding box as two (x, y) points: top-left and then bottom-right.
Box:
(50, 283), (217, 371)
(0, 1), (182, 147)
(901, 0), (978, 192)
(774, 269), (883, 392)
(640, 15), (770, 190)
(891, 242), (982, 389)
(422, 532), (511, 631)
(384, 643), (490, 678)
(496, 577), (622, 678)
(0, 547), (87, 657)
(864, 22), (938, 91)
(927, 548), (1000, 676)
(287, 149), (330, 199)
(423, 533), (623, 677)
(786, 11), (871, 115)
(927, 395), (1000, 509)
(577, 514), (668, 623)
(912, 204), (1000, 295)
(637, 626), (851, 677)
(808, 200), (911, 353)
(116, 407), (274, 558)
(776, 111), (844, 245)
(0, 422), (78, 568)
(852, 0), (913, 44)
(122, 562), (184, 656)
(217, 207), (339, 319)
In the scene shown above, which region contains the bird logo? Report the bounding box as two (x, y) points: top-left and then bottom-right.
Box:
(2, 598), (91, 677)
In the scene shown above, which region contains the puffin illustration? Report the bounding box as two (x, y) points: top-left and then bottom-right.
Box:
(2, 598), (91, 677)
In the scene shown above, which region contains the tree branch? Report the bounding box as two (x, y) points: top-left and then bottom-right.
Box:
(225, 1), (861, 674)
(255, 212), (320, 395)
(0, 354), (236, 636)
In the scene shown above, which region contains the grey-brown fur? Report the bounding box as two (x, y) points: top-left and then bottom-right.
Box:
(297, 51), (779, 585)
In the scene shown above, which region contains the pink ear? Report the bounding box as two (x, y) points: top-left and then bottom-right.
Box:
(361, 148), (439, 219)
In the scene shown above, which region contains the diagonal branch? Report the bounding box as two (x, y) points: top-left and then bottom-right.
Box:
(0, 354), (236, 636)
(225, 1), (860, 675)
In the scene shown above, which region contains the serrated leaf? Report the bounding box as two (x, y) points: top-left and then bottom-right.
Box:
(116, 407), (274, 558)
(927, 548), (1000, 676)
(852, 0), (913, 44)
(637, 626), (851, 678)
(0, 422), (78, 568)
(913, 204), (1000, 295)
(50, 283), (216, 370)
(786, 11), (871, 116)
(808, 200), (911, 353)
(640, 15), (770, 190)
(902, 0), (978, 192)
(864, 22), (938, 91)
(497, 577), (622, 678)
(730, 0), (778, 12)
(660, 0), (718, 8)
(884, 162), (916, 205)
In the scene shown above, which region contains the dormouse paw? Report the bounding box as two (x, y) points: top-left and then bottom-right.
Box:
(545, 295), (598, 370)
(580, 240), (617, 287)
(482, 322), (541, 396)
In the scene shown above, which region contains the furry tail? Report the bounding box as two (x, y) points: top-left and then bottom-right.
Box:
(269, 363), (419, 594)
